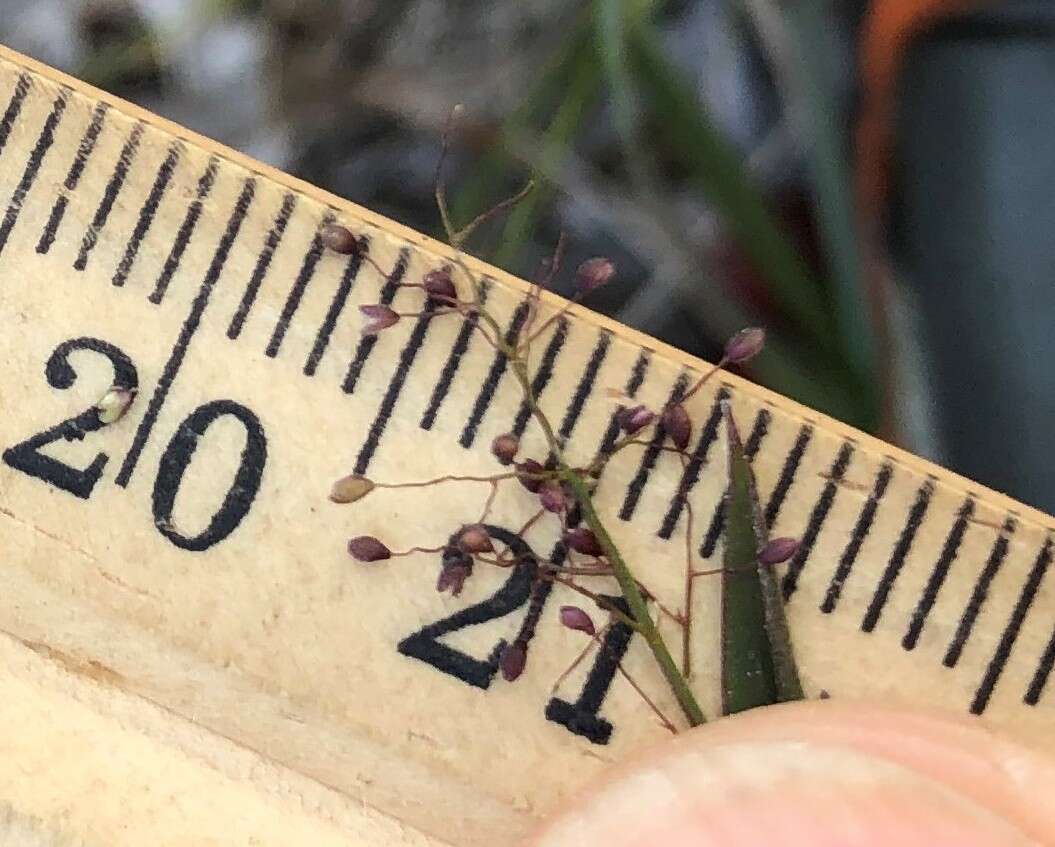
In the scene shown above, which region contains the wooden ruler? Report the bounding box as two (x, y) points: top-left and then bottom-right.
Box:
(0, 45), (1052, 846)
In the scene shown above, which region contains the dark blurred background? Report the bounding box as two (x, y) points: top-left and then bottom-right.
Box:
(3, 0), (1053, 513)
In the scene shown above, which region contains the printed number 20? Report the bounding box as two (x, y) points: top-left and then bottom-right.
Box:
(2, 337), (266, 552)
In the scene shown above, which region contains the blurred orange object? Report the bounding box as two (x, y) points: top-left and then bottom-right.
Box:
(856, 0), (988, 226)
(855, 1), (990, 441)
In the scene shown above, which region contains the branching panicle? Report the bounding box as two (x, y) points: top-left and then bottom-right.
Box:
(328, 115), (802, 733)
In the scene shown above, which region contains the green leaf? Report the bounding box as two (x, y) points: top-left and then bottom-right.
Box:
(769, 0), (878, 420)
(721, 402), (803, 715)
(721, 407), (776, 714)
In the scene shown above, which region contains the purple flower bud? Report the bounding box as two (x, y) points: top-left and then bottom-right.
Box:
(437, 562), (472, 596)
(491, 433), (519, 464)
(320, 223), (361, 256)
(562, 527), (603, 557)
(662, 403), (692, 451)
(423, 268), (457, 303)
(458, 524), (494, 554)
(500, 640), (528, 681)
(724, 327), (766, 364)
(559, 605), (596, 636)
(617, 404), (656, 435)
(758, 536), (800, 566)
(347, 535), (391, 562)
(359, 304), (399, 335)
(539, 482), (566, 513)
(516, 459), (545, 493)
(575, 257), (615, 295)
(329, 474), (375, 504)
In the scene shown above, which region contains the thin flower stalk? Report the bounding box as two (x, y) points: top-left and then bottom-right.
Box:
(680, 454), (696, 678)
(561, 471), (706, 726)
(336, 111), (805, 731)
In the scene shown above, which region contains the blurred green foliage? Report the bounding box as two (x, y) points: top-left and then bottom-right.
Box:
(453, 0), (879, 432)
(71, 0), (880, 432)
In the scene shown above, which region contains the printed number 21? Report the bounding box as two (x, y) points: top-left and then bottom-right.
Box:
(398, 526), (636, 745)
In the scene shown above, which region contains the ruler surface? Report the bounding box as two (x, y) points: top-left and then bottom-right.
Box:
(0, 46), (1053, 846)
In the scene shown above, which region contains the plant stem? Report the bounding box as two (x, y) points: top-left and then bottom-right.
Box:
(503, 286), (702, 726)
(681, 459), (696, 678)
(562, 471), (706, 727)
(442, 195), (705, 728)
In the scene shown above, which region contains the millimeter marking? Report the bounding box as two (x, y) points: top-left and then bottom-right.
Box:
(619, 373), (690, 521)
(781, 441), (855, 599)
(459, 300), (530, 448)
(37, 100), (107, 254)
(265, 212), (331, 357)
(305, 237), (368, 376)
(420, 281), (491, 431)
(228, 191), (297, 339)
(149, 156), (219, 303)
(902, 497), (975, 650)
(74, 121), (144, 271)
(861, 479), (935, 632)
(510, 318), (569, 439)
(658, 389), (729, 540)
(0, 73), (31, 161)
(343, 250), (409, 394)
(112, 141), (181, 287)
(0, 87), (67, 257)
(971, 538), (1052, 714)
(821, 463), (893, 614)
(944, 518), (1016, 668)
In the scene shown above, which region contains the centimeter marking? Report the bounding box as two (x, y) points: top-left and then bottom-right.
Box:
(1, 57), (1054, 729)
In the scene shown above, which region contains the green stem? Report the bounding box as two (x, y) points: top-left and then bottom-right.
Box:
(497, 285), (700, 726)
(563, 471), (706, 727)
(510, 360), (560, 448)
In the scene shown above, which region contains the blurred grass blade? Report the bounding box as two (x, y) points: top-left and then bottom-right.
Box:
(595, 0), (636, 157)
(745, 0), (878, 424)
(450, 15), (595, 246)
(595, 0), (657, 195)
(626, 25), (836, 357)
(721, 402), (803, 715)
(495, 0), (664, 267)
(459, 1), (664, 269)
(493, 54), (602, 267)
(452, 3), (875, 432)
(788, 1), (875, 381)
